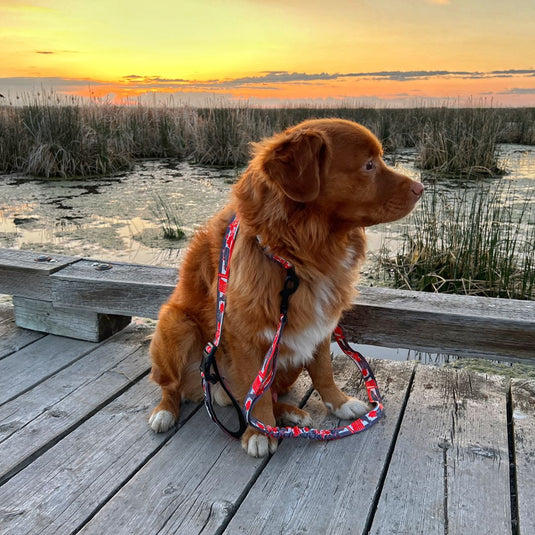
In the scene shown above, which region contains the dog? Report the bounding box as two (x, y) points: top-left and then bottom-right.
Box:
(149, 118), (423, 457)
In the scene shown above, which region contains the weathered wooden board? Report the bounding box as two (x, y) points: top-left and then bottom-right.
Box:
(1, 249), (534, 361)
(13, 296), (131, 341)
(0, 334), (96, 405)
(51, 259), (177, 318)
(0, 248), (78, 300)
(0, 323), (152, 484)
(0, 379), (198, 535)
(342, 286), (535, 362)
(511, 378), (535, 534)
(224, 358), (416, 535)
(80, 372), (314, 534)
(370, 365), (511, 535)
(0, 303), (44, 359)
(79, 403), (270, 535)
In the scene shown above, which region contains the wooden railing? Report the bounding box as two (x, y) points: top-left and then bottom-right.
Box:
(1, 247), (533, 363)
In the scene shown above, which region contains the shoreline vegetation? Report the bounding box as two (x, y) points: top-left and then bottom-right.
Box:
(376, 179), (534, 301)
(0, 98), (534, 178)
(1, 98), (533, 301)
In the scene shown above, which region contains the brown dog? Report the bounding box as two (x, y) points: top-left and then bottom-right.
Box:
(149, 118), (423, 456)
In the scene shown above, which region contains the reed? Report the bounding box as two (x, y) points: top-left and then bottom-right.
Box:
(377, 179), (535, 300)
(150, 192), (185, 240)
(415, 107), (503, 175)
(0, 96), (534, 178)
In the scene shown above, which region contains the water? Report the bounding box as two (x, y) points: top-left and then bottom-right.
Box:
(1, 145), (533, 365)
(1, 145), (533, 267)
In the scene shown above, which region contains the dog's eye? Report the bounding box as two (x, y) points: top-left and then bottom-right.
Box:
(365, 159), (376, 171)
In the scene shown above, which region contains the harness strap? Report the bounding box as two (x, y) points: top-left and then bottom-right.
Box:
(200, 214), (384, 441)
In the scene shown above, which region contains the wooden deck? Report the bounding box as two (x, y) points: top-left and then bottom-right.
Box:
(1, 301), (533, 535)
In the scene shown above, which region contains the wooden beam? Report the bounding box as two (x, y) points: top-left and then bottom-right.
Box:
(51, 259), (177, 319)
(0, 248), (77, 300)
(1, 249), (534, 359)
(13, 296), (131, 342)
(341, 286), (535, 363)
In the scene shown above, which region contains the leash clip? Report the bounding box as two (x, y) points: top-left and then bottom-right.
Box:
(279, 267), (300, 314)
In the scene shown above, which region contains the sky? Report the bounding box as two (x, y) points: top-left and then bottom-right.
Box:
(1, 0), (535, 107)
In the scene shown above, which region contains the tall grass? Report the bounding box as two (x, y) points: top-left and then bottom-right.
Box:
(416, 107), (503, 175)
(1, 95), (534, 178)
(150, 193), (185, 240)
(377, 179), (535, 300)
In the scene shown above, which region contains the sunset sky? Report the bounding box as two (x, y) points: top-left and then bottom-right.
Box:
(1, 0), (534, 106)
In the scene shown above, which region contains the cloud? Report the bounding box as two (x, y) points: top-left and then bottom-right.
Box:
(214, 69), (535, 87)
(499, 87), (535, 95)
(2, 69), (535, 106)
(36, 51), (54, 55)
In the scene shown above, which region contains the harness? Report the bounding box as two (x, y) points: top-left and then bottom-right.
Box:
(200, 214), (384, 441)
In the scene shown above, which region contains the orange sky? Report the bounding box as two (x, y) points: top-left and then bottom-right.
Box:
(1, 0), (534, 106)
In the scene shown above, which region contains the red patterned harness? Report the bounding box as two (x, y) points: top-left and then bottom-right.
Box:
(200, 214), (384, 440)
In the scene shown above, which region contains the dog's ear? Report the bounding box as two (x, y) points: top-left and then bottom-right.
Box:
(261, 129), (326, 202)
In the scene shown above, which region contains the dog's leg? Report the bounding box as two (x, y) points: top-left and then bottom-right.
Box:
(227, 344), (279, 457)
(272, 365), (312, 427)
(148, 304), (204, 433)
(240, 393), (279, 458)
(307, 338), (368, 419)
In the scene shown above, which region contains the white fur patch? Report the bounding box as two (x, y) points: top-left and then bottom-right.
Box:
(260, 277), (338, 369)
(242, 434), (278, 457)
(326, 398), (369, 419)
(280, 318), (338, 368)
(149, 410), (175, 433)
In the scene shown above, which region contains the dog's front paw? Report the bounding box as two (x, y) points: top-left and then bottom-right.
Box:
(276, 405), (313, 427)
(241, 428), (278, 457)
(149, 409), (176, 432)
(326, 397), (368, 420)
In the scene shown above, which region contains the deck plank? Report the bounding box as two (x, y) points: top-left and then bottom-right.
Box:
(223, 358), (415, 535)
(371, 365), (511, 535)
(0, 323), (152, 484)
(79, 405), (271, 534)
(511, 378), (535, 534)
(0, 303), (531, 535)
(0, 302), (44, 359)
(79, 373), (314, 534)
(0, 378), (199, 535)
(0, 334), (97, 405)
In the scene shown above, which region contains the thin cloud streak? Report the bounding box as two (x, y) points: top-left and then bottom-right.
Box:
(1, 69), (534, 106)
(117, 69), (535, 90)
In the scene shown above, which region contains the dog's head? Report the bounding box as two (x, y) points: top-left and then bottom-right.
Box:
(248, 118), (423, 227)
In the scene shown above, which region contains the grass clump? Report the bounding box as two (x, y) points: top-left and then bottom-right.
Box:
(377, 179), (534, 300)
(416, 107), (503, 175)
(150, 193), (185, 240)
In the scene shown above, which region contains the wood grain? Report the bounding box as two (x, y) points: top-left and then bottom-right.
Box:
(371, 365), (511, 535)
(511, 378), (535, 534)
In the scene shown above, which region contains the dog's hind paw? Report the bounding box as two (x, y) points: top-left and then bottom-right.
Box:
(149, 409), (176, 432)
(241, 430), (278, 457)
(326, 397), (369, 420)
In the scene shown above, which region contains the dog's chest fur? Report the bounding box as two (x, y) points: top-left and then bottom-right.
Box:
(263, 246), (359, 369)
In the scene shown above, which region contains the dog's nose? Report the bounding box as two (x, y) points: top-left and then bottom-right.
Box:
(411, 182), (424, 198)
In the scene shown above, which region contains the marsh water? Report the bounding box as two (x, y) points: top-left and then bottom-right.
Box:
(1, 144), (533, 266)
(1, 144), (534, 365)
